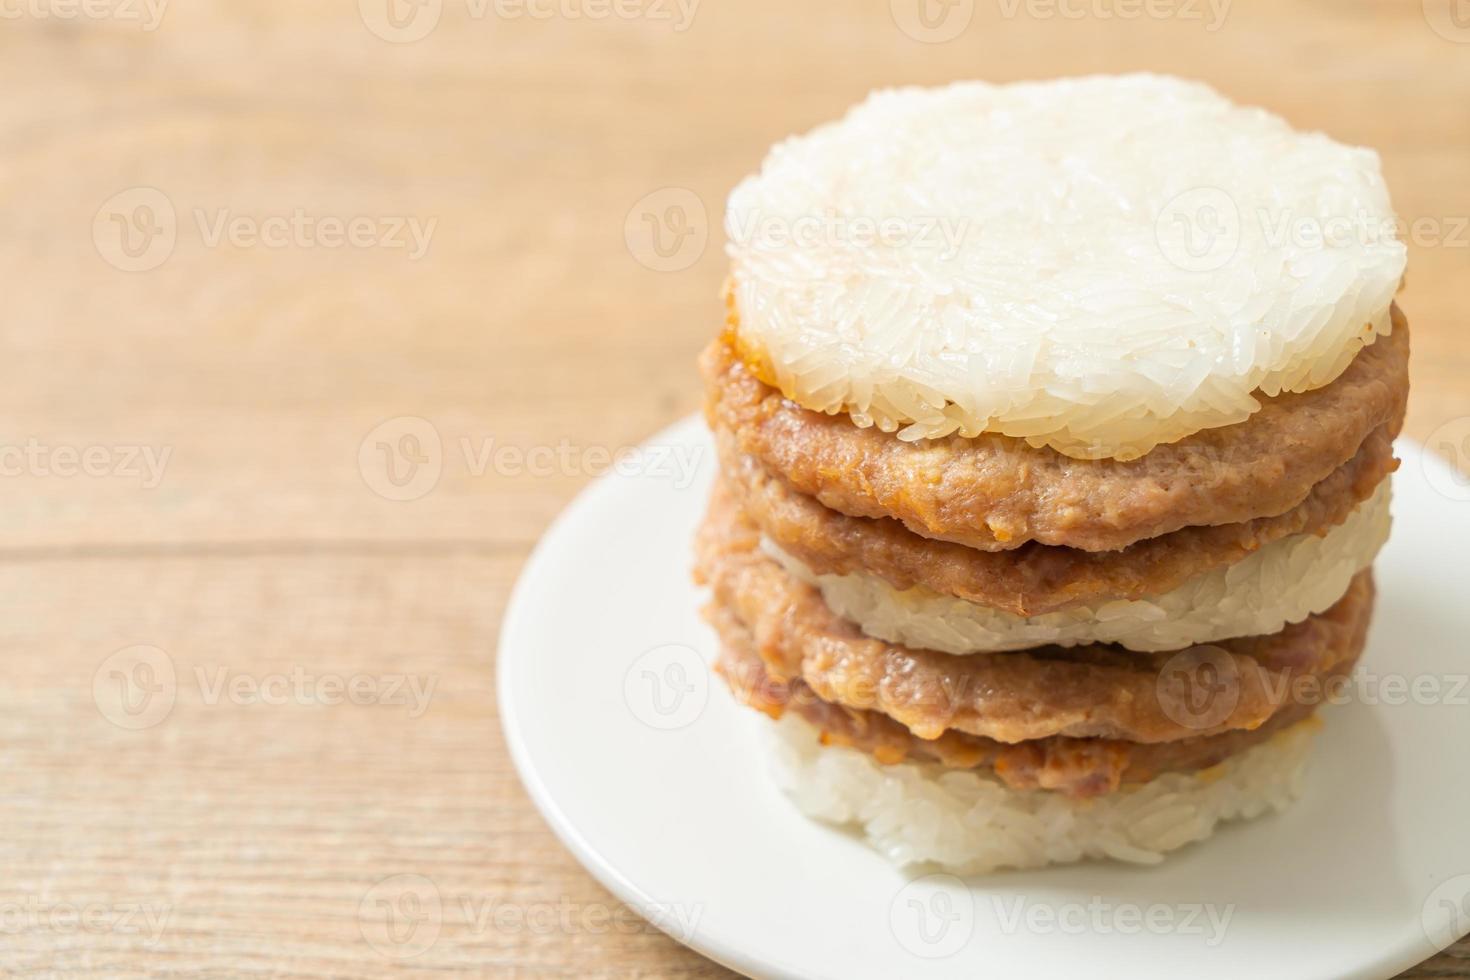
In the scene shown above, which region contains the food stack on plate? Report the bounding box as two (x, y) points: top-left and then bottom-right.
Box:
(693, 75), (1408, 872)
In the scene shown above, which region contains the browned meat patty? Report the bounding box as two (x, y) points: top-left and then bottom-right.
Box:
(716, 422), (1397, 616)
(709, 604), (1325, 799)
(694, 483), (1373, 745)
(703, 303), (1409, 553)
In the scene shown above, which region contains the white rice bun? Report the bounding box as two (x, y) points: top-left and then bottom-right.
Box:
(726, 74), (1406, 460)
(768, 480), (1391, 654)
(767, 710), (1317, 874)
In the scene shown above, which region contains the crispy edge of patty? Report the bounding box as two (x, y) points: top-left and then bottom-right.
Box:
(694, 481), (1374, 745)
(716, 421), (1398, 616)
(708, 602), (1327, 799)
(703, 303), (1409, 553)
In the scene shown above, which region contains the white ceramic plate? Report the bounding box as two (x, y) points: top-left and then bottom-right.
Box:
(499, 417), (1470, 980)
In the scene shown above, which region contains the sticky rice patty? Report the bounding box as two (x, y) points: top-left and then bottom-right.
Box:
(703, 303), (1409, 553)
(708, 606), (1329, 799)
(716, 422), (1396, 617)
(694, 483), (1375, 745)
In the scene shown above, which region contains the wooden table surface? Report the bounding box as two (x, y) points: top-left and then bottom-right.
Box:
(1, 0), (1466, 975)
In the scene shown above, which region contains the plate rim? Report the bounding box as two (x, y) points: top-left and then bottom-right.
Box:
(498, 415), (777, 978)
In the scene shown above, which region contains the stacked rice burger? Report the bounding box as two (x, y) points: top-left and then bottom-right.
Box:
(694, 75), (1409, 872)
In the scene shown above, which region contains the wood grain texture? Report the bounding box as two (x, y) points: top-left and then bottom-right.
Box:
(0, 0), (1465, 975)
